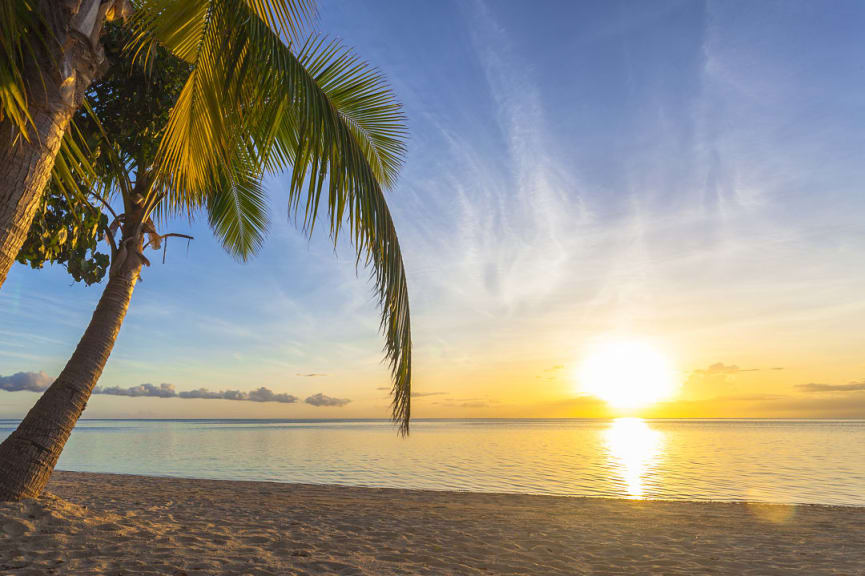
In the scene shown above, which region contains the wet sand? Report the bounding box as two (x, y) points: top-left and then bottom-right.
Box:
(0, 471), (863, 575)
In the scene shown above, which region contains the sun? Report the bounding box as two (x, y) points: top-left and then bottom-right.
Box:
(576, 339), (678, 411)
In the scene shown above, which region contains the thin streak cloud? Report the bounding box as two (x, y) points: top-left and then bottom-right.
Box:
(797, 381), (865, 393)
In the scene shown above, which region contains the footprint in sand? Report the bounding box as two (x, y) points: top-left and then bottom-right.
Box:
(2, 519), (34, 537)
(289, 549), (312, 558)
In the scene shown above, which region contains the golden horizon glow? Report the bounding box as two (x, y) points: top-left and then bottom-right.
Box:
(577, 339), (679, 411)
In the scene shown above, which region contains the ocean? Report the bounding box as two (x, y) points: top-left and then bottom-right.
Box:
(1, 418), (863, 506)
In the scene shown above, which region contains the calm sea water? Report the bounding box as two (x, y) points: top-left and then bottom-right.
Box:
(1, 418), (863, 506)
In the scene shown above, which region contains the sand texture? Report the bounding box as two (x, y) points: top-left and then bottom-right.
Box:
(0, 471), (863, 575)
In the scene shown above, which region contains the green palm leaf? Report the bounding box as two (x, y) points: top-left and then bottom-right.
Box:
(206, 145), (269, 261)
(0, 0), (42, 138)
(131, 0), (412, 432)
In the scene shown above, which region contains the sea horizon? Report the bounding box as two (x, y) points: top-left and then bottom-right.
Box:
(16, 416), (865, 422)
(5, 418), (862, 508)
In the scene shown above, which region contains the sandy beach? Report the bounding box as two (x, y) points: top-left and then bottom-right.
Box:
(0, 472), (861, 575)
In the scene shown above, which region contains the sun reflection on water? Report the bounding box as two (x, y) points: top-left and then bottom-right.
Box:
(604, 418), (665, 498)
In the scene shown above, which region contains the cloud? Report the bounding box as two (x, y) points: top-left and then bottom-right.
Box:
(177, 388), (227, 400)
(693, 362), (759, 376)
(247, 387), (297, 403)
(538, 365), (567, 381)
(755, 393), (865, 418)
(296, 373), (326, 377)
(0, 371), (52, 392)
(456, 401), (489, 408)
(94, 383), (298, 403)
(96, 383), (176, 398)
(412, 391), (448, 398)
(797, 381), (865, 393)
(685, 363), (762, 394)
(1, 374), (296, 405)
(432, 397), (500, 409)
(305, 393), (350, 407)
(376, 386), (390, 391)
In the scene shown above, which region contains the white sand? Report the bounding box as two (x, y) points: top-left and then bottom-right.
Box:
(0, 471), (863, 575)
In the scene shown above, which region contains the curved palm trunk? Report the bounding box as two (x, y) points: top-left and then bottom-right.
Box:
(0, 0), (109, 289)
(0, 240), (142, 500)
(0, 103), (77, 288)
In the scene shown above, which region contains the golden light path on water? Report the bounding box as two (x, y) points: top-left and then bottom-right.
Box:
(604, 418), (665, 498)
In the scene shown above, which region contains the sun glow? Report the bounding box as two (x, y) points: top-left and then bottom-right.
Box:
(605, 418), (665, 497)
(577, 339), (678, 410)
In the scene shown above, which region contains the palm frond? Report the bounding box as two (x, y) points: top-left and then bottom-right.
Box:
(206, 143), (268, 261)
(0, 0), (45, 139)
(132, 0), (412, 433)
(51, 119), (98, 199)
(242, 0), (315, 46)
(295, 39), (406, 189)
(278, 39), (411, 433)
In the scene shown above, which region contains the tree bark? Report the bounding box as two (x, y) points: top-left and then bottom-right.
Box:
(0, 0), (108, 289)
(0, 234), (143, 500)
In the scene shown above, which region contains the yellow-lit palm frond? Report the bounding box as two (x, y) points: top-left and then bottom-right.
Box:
(0, 0), (41, 138)
(1, 1), (106, 209)
(131, 0), (412, 432)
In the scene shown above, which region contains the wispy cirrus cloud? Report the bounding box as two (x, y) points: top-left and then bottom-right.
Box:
(453, 0), (577, 311)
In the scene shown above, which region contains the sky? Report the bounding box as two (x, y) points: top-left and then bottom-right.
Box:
(2, 0), (865, 419)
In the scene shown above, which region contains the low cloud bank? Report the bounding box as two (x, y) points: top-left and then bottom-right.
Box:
(305, 393), (350, 407)
(0, 371), (53, 392)
(95, 383), (298, 403)
(97, 383), (176, 398)
(1, 372), (354, 406)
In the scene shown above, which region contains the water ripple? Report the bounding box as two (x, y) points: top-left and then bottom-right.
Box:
(1, 418), (863, 506)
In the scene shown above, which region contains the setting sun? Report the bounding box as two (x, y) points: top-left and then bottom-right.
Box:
(577, 340), (678, 410)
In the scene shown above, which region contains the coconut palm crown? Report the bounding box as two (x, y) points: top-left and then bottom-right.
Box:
(1, 0), (411, 431)
(0, 0), (412, 503)
(130, 0), (412, 431)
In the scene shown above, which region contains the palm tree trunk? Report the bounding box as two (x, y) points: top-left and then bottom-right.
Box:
(0, 237), (143, 500)
(0, 104), (78, 288)
(0, 0), (109, 290)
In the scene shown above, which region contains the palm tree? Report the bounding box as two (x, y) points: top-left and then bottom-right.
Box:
(0, 0), (132, 288)
(0, 1), (411, 501)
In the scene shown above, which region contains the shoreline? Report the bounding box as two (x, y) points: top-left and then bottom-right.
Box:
(1, 471), (863, 575)
(51, 468), (865, 509)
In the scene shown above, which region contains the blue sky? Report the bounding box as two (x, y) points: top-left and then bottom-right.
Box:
(2, 0), (865, 418)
